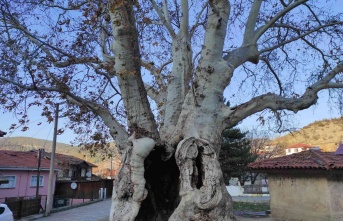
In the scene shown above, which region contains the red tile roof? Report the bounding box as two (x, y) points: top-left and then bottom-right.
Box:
(249, 150), (343, 171)
(0, 150), (97, 170)
(53, 153), (97, 167)
(0, 150), (58, 170)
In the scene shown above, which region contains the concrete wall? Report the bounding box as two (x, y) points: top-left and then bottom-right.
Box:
(269, 173), (343, 221)
(226, 185), (244, 196)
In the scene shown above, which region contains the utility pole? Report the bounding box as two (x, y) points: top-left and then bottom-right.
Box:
(36, 148), (43, 198)
(45, 103), (59, 216)
(110, 154), (113, 179)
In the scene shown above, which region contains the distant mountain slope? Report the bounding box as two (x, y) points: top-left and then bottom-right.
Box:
(0, 136), (121, 177)
(0, 136), (111, 165)
(270, 117), (343, 151)
(0, 136), (79, 155)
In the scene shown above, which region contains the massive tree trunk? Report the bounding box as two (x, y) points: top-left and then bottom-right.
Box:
(109, 1), (236, 220)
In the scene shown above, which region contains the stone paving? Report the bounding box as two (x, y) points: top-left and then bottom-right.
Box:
(238, 217), (275, 221)
(22, 199), (111, 221)
(20, 196), (275, 221)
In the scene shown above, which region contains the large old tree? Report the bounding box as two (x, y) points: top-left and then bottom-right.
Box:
(0, 0), (342, 220)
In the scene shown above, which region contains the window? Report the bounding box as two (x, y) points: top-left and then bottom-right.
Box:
(81, 168), (86, 177)
(30, 175), (44, 187)
(0, 176), (16, 188)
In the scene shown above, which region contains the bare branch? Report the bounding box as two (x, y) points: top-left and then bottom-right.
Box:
(243, 0), (262, 44)
(141, 59), (168, 88)
(25, 1), (87, 10)
(0, 76), (59, 92)
(253, 0), (308, 43)
(224, 62), (343, 127)
(149, 0), (176, 37)
(260, 57), (283, 95)
(326, 83), (343, 88)
(0, 73), (128, 147)
(63, 94), (128, 148)
(163, 0), (172, 31)
(279, 0), (288, 7)
(54, 57), (101, 68)
(303, 3), (322, 26)
(259, 21), (343, 54)
(190, 3), (207, 37)
(144, 82), (166, 105)
(180, 0), (189, 35)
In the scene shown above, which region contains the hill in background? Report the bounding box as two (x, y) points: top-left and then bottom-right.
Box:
(0, 136), (85, 158)
(270, 117), (343, 151)
(0, 136), (121, 178)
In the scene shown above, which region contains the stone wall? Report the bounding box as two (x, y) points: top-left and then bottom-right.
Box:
(268, 173), (343, 221)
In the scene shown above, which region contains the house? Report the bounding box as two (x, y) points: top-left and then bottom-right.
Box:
(249, 147), (343, 221)
(284, 143), (319, 155)
(0, 150), (59, 203)
(52, 153), (98, 181)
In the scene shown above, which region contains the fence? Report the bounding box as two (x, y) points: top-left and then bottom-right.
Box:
(4, 195), (46, 219)
(0, 179), (114, 218)
(243, 184), (269, 194)
(53, 179), (113, 208)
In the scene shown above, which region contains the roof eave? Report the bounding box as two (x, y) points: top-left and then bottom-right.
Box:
(0, 167), (60, 171)
(249, 168), (343, 174)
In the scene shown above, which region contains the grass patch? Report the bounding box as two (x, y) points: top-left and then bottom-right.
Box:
(233, 202), (270, 212)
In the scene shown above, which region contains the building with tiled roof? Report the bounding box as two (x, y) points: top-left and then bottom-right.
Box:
(249, 148), (343, 170)
(0, 150), (60, 205)
(51, 153), (98, 181)
(54, 153), (98, 168)
(249, 148), (343, 221)
(0, 150), (58, 170)
(284, 143), (318, 155)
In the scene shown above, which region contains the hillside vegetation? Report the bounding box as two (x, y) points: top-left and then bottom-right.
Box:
(0, 136), (121, 177)
(0, 136), (85, 158)
(270, 117), (343, 151)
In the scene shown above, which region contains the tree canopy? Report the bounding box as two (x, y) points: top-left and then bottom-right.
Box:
(0, 0), (342, 144)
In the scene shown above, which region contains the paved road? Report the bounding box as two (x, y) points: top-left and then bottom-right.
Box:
(232, 196), (270, 203)
(22, 196), (273, 221)
(24, 199), (111, 221)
